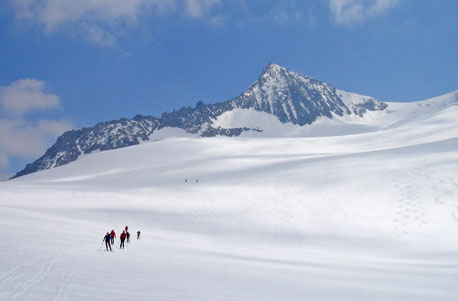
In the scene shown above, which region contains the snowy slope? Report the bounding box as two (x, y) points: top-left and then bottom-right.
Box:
(209, 90), (458, 138)
(1, 91), (458, 300)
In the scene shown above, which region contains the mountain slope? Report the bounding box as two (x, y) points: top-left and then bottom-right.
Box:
(13, 116), (161, 178)
(219, 63), (386, 124)
(10, 63), (391, 178)
(2, 99), (458, 299)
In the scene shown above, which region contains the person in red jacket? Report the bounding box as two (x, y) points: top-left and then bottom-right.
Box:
(120, 230), (127, 249)
(110, 230), (116, 244)
(125, 225), (128, 232)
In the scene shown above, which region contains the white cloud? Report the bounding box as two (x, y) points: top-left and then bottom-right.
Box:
(184, 0), (221, 18)
(12, 0), (155, 30)
(0, 118), (70, 157)
(328, 0), (401, 25)
(85, 25), (117, 47)
(10, 0), (224, 45)
(0, 79), (72, 172)
(0, 79), (60, 116)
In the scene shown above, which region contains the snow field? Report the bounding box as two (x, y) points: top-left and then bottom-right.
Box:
(1, 93), (458, 300)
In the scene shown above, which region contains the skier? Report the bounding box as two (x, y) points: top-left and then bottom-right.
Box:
(126, 230), (130, 243)
(125, 225), (128, 232)
(137, 230), (141, 240)
(110, 229), (116, 244)
(104, 232), (112, 251)
(120, 230), (127, 249)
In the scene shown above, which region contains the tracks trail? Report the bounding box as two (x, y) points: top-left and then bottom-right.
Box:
(391, 165), (428, 235)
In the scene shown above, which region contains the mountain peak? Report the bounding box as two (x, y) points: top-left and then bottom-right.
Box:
(264, 62), (285, 70)
(261, 62), (288, 78)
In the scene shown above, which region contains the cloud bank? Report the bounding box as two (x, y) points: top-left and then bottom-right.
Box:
(0, 79), (60, 115)
(0, 79), (72, 170)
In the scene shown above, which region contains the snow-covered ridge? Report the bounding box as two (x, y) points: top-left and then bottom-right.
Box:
(336, 89), (387, 116)
(11, 62), (457, 179)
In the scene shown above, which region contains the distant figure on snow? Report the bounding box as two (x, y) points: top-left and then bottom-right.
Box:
(110, 230), (116, 244)
(125, 225), (128, 232)
(185, 179), (187, 183)
(104, 232), (112, 251)
(196, 179), (198, 183)
(126, 230), (130, 243)
(120, 230), (127, 249)
(137, 230), (141, 240)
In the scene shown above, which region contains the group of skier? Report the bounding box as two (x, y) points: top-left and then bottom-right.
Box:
(103, 225), (141, 251)
(184, 179), (199, 183)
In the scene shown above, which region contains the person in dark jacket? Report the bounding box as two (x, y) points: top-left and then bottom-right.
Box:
(126, 230), (130, 243)
(137, 230), (141, 240)
(120, 230), (127, 249)
(104, 232), (112, 251)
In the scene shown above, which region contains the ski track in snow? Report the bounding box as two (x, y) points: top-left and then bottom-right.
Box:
(53, 273), (75, 301)
(0, 263), (28, 296)
(1, 257), (55, 300)
(391, 165), (428, 235)
(12, 261), (56, 300)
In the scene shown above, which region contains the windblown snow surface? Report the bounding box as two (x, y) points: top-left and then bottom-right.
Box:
(1, 91), (458, 300)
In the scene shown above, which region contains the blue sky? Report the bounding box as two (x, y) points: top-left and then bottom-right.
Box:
(0, 0), (457, 176)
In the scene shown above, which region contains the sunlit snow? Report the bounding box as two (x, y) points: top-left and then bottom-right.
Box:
(1, 91), (458, 300)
